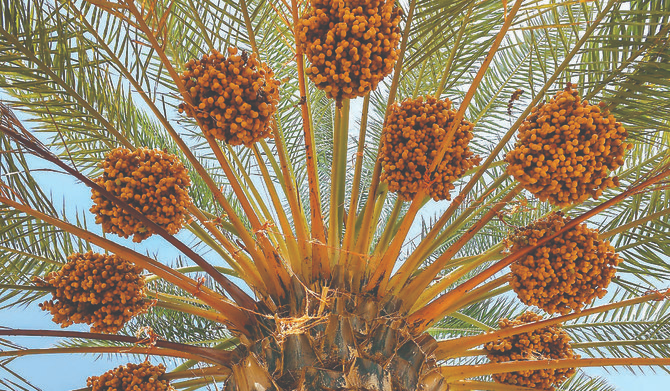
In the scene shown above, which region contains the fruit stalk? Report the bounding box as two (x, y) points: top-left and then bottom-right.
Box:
(290, 0), (329, 280)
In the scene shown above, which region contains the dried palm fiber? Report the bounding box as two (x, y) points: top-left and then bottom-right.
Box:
(297, 0), (402, 101)
(484, 312), (578, 390)
(87, 362), (174, 391)
(506, 211), (620, 315)
(505, 83), (631, 206)
(35, 251), (149, 333)
(380, 96), (481, 201)
(90, 147), (192, 243)
(223, 275), (449, 391)
(178, 48), (281, 146)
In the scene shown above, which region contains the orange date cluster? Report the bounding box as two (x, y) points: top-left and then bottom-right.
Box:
(485, 312), (578, 390)
(506, 212), (620, 315)
(380, 96), (481, 201)
(35, 252), (149, 333)
(90, 147), (192, 243)
(297, 0), (402, 101)
(178, 48), (280, 146)
(87, 362), (173, 391)
(505, 84), (631, 206)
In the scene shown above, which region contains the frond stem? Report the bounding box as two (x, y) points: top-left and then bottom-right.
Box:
(329, 98), (350, 262)
(0, 329), (233, 365)
(442, 357), (670, 381)
(290, 0), (329, 280)
(342, 93), (371, 281)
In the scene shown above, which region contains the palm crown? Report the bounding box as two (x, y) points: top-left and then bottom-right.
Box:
(0, 0), (669, 390)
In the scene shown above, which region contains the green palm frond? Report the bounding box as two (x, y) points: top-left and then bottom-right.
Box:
(1, 0), (670, 389)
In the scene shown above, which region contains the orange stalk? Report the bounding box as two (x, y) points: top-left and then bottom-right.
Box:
(434, 289), (669, 359)
(398, 185), (521, 309)
(363, 196), (425, 295)
(290, 0), (329, 280)
(411, 244), (505, 311)
(262, 135), (313, 282)
(162, 366), (231, 380)
(0, 328), (233, 366)
(354, 0), (417, 259)
(409, 168), (670, 331)
(0, 346), (216, 365)
(154, 299), (238, 326)
(187, 206), (265, 292)
(437, 274), (512, 317)
(252, 145), (302, 272)
(341, 94), (371, 274)
(442, 357), (670, 381)
(204, 134), (291, 298)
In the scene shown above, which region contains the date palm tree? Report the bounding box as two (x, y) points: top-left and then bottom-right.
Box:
(0, 0), (669, 390)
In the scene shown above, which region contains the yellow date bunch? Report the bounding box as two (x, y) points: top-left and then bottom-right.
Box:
(90, 147), (192, 243)
(178, 48), (281, 146)
(297, 0), (402, 101)
(485, 312), (578, 390)
(35, 252), (149, 333)
(506, 212), (620, 315)
(87, 362), (174, 391)
(506, 84), (631, 206)
(380, 96), (481, 201)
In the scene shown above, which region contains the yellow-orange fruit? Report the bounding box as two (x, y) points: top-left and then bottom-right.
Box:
(90, 147), (192, 243)
(297, 0), (402, 101)
(178, 48), (280, 146)
(485, 312), (578, 390)
(505, 84), (631, 206)
(380, 96), (481, 201)
(87, 362), (173, 391)
(35, 252), (149, 333)
(506, 212), (620, 315)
